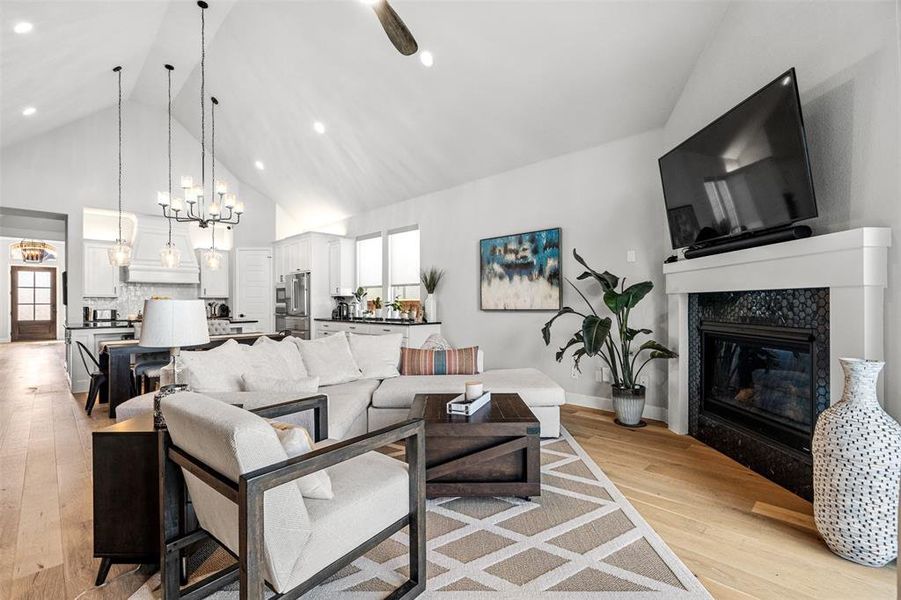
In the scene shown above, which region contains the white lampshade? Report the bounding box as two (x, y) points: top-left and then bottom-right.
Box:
(140, 299), (210, 349)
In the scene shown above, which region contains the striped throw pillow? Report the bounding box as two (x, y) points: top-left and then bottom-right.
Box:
(400, 346), (479, 376)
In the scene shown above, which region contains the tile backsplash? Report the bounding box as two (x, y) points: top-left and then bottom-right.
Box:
(84, 282), (227, 319)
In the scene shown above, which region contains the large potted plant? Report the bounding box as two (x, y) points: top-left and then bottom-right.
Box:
(541, 250), (678, 426)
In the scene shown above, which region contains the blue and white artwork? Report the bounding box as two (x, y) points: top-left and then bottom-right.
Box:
(480, 228), (561, 311)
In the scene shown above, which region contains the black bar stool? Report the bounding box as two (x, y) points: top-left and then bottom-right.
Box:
(76, 341), (106, 416)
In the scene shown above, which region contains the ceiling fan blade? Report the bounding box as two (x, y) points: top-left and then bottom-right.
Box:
(370, 0), (418, 56)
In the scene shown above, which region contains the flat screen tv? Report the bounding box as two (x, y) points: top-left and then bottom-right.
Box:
(659, 68), (817, 251)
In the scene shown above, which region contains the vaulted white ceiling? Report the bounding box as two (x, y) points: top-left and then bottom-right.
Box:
(2, 1), (729, 230)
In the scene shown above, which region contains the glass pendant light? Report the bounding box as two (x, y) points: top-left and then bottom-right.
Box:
(160, 64), (181, 268)
(108, 66), (132, 267)
(203, 223), (222, 270)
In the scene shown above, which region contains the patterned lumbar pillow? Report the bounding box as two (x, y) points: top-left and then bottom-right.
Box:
(400, 346), (479, 375)
(270, 421), (333, 500)
(241, 374), (320, 394)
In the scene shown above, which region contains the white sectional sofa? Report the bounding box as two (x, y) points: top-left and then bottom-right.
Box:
(115, 332), (565, 438)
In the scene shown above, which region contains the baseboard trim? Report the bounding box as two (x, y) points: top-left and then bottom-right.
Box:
(565, 392), (669, 424)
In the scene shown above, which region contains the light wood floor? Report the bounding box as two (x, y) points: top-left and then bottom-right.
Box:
(0, 342), (895, 599)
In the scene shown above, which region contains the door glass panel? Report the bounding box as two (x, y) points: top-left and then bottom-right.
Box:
(34, 288), (51, 304)
(18, 288), (34, 304)
(34, 305), (51, 321)
(17, 271), (33, 287)
(17, 305), (33, 321)
(34, 271), (51, 287)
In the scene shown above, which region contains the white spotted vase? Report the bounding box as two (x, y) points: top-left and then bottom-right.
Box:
(812, 358), (901, 567)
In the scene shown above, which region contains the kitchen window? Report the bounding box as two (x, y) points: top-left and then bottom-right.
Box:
(355, 226), (421, 305)
(355, 233), (383, 304)
(389, 227), (420, 301)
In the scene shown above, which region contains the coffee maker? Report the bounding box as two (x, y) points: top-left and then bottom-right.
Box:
(337, 301), (350, 320)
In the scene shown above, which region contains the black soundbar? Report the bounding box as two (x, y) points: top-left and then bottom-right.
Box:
(683, 225), (812, 260)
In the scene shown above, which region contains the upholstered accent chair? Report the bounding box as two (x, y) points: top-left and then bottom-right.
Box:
(159, 391), (426, 599)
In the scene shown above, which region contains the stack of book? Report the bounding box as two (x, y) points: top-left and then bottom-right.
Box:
(446, 391), (491, 417)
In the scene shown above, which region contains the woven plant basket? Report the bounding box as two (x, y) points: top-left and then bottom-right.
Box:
(812, 358), (901, 567)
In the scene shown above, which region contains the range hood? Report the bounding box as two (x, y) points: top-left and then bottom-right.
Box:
(125, 220), (199, 284)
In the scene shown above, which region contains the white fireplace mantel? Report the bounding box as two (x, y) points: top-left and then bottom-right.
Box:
(663, 227), (891, 435)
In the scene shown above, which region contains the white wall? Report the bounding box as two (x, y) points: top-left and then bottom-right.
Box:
(663, 1), (901, 417)
(0, 238), (66, 342)
(0, 99), (279, 325)
(328, 129), (672, 414)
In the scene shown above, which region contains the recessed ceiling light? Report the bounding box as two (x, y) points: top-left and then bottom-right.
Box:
(313, 121), (326, 135)
(419, 51), (434, 68)
(22, 106), (36, 116)
(13, 22), (33, 34)
(254, 160), (265, 170)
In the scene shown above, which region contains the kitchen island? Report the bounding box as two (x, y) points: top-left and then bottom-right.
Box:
(313, 318), (441, 347)
(65, 318), (261, 400)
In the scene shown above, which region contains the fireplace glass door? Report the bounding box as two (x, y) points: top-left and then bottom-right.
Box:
(700, 322), (815, 452)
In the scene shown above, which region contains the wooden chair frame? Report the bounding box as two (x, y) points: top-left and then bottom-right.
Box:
(159, 394), (426, 600)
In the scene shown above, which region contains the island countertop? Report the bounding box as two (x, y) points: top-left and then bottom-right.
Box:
(313, 318), (442, 326)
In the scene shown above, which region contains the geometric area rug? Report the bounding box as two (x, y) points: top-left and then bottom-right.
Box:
(131, 428), (712, 599)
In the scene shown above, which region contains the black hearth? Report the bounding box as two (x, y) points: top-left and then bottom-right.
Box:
(700, 321), (816, 453)
(688, 289), (829, 500)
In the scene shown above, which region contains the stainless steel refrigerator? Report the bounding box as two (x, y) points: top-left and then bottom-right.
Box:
(278, 271), (311, 339)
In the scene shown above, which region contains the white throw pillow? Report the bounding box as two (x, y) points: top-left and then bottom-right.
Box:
(270, 421), (333, 500)
(348, 333), (402, 380)
(180, 339), (246, 392)
(242, 374), (320, 394)
(251, 336), (309, 378)
(421, 334), (451, 350)
(294, 332), (361, 386)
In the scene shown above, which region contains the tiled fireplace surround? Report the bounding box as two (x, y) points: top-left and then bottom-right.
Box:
(664, 228), (891, 498)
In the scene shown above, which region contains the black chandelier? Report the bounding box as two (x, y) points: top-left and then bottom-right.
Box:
(156, 0), (243, 234)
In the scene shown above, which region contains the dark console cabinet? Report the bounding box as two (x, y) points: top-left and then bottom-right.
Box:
(92, 414), (159, 584)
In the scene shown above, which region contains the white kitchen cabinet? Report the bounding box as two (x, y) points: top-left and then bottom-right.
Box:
(83, 241), (120, 297)
(273, 237), (312, 283)
(328, 238), (355, 296)
(198, 251), (229, 298)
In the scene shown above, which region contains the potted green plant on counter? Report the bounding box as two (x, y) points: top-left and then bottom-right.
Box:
(353, 287), (367, 317)
(541, 249), (677, 427)
(420, 267), (444, 322)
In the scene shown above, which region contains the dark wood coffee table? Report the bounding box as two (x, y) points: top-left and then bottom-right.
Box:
(408, 393), (541, 499)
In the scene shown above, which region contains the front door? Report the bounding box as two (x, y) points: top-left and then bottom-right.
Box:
(11, 266), (56, 342)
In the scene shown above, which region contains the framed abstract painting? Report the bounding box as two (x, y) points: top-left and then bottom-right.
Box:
(479, 227), (561, 311)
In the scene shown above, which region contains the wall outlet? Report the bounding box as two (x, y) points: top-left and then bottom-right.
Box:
(570, 365), (580, 379)
(626, 250), (637, 263)
(602, 367), (611, 383)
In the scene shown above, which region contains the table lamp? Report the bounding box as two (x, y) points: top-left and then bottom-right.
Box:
(140, 298), (209, 427)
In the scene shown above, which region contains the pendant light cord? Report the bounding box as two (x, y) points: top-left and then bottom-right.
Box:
(200, 4), (206, 218)
(167, 65), (173, 247)
(211, 96), (215, 211)
(116, 66), (123, 244)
